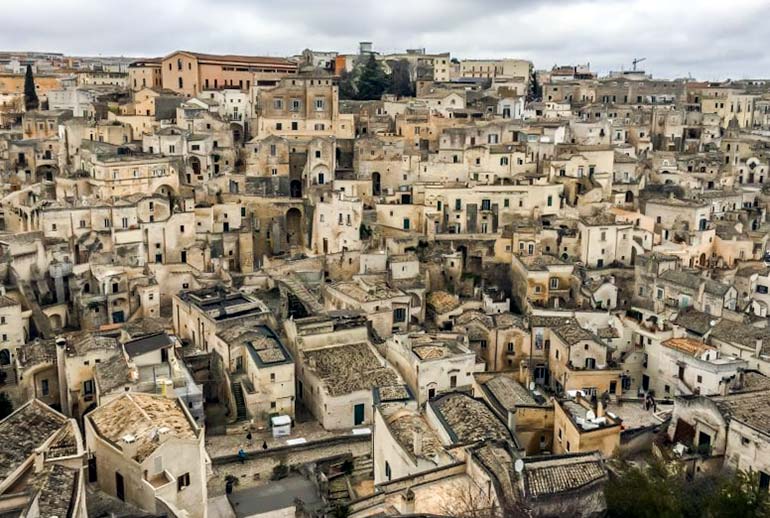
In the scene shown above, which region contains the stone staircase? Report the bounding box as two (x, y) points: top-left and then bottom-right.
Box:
(352, 454), (373, 478)
(16, 279), (53, 339)
(230, 382), (247, 421)
(276, 272), (324, 314)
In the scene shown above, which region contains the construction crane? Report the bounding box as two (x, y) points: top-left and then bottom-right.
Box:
(632, 57), (646, 71)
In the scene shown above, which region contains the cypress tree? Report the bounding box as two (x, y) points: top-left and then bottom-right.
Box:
(24, 64), (39, 112)
(355, 54), (389, 101)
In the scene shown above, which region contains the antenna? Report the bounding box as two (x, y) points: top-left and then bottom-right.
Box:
(632, 57), (646, 71)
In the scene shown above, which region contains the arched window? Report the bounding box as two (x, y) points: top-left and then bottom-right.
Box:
(500, 157), (509, 166)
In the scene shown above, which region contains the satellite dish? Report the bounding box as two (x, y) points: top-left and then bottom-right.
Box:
(585, 410), (596, 421)
(514, 459), (525, 473)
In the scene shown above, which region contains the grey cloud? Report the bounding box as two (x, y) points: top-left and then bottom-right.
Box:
(1, 0), (768, 80)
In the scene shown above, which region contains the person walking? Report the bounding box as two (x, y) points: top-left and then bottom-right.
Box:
(238, 447), (247, 464)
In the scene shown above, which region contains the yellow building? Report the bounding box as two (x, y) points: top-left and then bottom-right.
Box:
(553, 396), (621, 457)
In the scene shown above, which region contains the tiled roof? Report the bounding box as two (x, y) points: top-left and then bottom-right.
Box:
(29, 464), (80, 517)
(302, 343), (399, 397)
(483, 375), (537, 411)
(385, 408), (445, 460)
(659, 270), (730, 297)
(430, 392), (511, 445)
(672, 307), (714, 335)
(0, 400), (68, 481)
(522, 452), (606, 499)
(662, 337), (715, 356)
(88, 393), (197, 462)
(712, 391), (770, 434)
(711, 318), (770, 353)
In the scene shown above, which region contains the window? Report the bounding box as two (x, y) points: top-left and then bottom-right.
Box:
(290, 99), (301, 111)
(481, 199), (491, 210)
(507, 342), (514, 353)
(41, 379), (49, 396)
(550, 278), (559, 289)
(480, 340), (487, 349)
(385, 461), (391, 480)
(547, 195), (553, 207)
(270, 373), (276, 382)
(393, 308), (407, 323)
(450, 375), (457, 388)
(273, 99), (283, 110)
(291, 121), (298, 131)
(177, 473), (191, 491)
(83, 380), (94, 395)
(315, 98), (325, 111)
(455, 199), (462, 210)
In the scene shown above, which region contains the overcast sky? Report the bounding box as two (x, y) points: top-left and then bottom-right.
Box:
(2, 0), (767, 80)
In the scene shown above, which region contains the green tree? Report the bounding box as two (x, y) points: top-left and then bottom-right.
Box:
(709, 470), (770, 518)
(387, 59), (414, 98)
(0, 392), (13, 419)
(24, 64), (39, 112)
(355, 54), (389, 101)
(528, 68), (541, 102)
(605, 459), (686, 518)
(338, 68), (356, 100)
(606, 459), (769, 518)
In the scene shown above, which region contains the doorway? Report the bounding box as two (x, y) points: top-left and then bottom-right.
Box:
(115, 472), (125, 501)
(353, 403), (365, 426)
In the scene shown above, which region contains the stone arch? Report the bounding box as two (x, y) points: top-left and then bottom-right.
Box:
(49, 314), (63, 331)
(230, 122), (243, 144)
(189, 156), (202, 176)
(154, 184), (176, 197)
(37, 164), (58, 182)
(311, 165), (329, 185)
(290, 179), (302, 199)
(372, 172), (381, 196)
(286, 207), (302, 247)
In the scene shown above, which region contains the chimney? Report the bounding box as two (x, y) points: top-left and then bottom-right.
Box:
(412, 427), (423, 457)
(756, 338), (764, 357)
(596, 398), (605, 418)
(128, 363), (139, 382)
(507, 409), (517, 431)
(121, 434), (138, 460)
